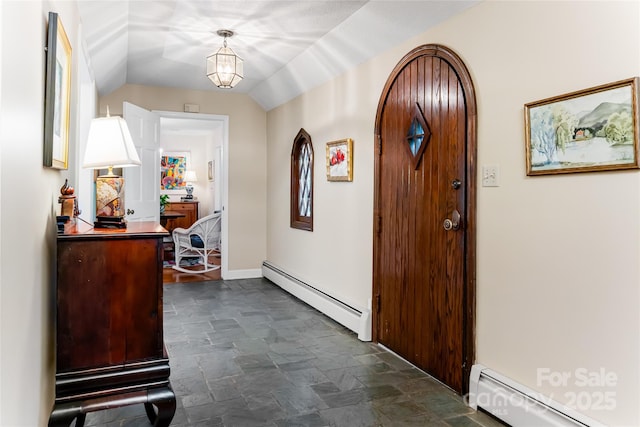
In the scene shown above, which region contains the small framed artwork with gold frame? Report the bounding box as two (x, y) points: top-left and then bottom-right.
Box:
(326, 138), (353, 182)
(43, 12), (72, 170)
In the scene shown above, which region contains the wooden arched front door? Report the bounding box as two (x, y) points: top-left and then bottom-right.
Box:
(373, 44), (477, 393)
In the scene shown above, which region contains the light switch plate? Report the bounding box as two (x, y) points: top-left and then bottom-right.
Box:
(482, 165), (499, 187)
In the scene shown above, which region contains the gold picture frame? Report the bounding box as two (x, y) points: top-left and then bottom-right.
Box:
(326, 138), (353, 182)
(43, 12), (72, 170)
(524, 77), (639, 175)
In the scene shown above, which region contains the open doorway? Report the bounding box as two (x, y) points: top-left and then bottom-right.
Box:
(155, 110), (229, 279)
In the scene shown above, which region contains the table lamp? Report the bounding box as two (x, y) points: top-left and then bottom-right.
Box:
(183, 170), (198, 200)
(82, 109), (141, 229)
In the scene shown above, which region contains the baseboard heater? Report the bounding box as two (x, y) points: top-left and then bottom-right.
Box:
(469, 364), (606, 427)
(262, 261), (371, 341)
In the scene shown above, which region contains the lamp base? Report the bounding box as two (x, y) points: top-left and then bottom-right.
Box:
(95, 216), (127, 229)
(96, 175), (125, 217)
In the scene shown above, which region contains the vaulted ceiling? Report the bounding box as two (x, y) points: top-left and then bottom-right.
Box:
(78, 1), (477, 111)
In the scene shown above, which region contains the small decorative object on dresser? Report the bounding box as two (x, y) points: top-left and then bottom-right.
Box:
(58, 179), (77, 219)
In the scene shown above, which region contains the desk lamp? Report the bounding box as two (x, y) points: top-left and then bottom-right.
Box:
(183, 170), (198, 200)
(82, 108), (141, 229)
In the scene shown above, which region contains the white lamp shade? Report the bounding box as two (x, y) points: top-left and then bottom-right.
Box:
(184, 170), (198, 182)
(83, 116), (141, 169)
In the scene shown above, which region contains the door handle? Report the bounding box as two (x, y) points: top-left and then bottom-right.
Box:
(127, 209), (135, 216)
(443, 209), (461, 231)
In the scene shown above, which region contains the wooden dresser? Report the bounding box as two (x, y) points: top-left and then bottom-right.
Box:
(49, 221), (176, 427)
(163, 201), (199, 232)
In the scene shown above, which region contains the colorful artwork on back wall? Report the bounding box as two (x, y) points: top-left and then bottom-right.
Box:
(161, 152), (189, 190)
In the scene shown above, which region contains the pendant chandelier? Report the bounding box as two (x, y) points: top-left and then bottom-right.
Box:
(206, 29), (243, 89)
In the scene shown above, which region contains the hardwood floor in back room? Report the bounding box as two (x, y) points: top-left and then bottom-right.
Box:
(164, 253), (221, 284)
(164, 267), (221, 284)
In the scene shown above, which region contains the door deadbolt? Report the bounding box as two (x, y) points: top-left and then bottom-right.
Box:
(443, 209), (461, 231)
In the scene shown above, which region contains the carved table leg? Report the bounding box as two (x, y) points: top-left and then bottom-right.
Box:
(75, 413), (86, 427)
(48, 405), (86, 427)
(144, 402), (156, 424)
(145, 386), (176, 427)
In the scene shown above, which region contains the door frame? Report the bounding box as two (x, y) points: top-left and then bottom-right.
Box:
(372, 44), (477, 393)
(153, 110), (230, 279)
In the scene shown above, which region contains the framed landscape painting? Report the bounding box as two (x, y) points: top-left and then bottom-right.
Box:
(524, 78), (639, 175)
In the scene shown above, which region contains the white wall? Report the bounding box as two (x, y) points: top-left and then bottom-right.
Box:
(160, 132), (215, 216)
(266, 73), (376, 310)
(205, 127), (224, 213)
(101, 85), (267, 272)
(75, 28), (97, 222)
(0, 1), (85, 425)
(0, 0), (4, 419)
(266, 1), (640, 426)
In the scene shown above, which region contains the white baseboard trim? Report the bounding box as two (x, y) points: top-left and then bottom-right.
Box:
(262, 261), (372, 341)
(223, 268), (263, 280)
(468, 364), (607, 427)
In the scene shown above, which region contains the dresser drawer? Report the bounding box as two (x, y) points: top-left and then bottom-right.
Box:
(165, 202), (199, 231)
(168, 203), (196, 213)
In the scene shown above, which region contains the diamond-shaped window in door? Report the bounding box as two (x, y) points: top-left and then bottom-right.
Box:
(405, 103), (431, 169)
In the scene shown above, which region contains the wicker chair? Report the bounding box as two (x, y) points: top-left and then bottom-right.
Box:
(172, 213), (221, 273)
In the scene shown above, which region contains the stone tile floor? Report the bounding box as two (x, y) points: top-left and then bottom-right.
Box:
(85, 278), (507, 427)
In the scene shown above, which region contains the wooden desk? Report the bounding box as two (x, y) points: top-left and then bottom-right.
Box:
(49, 221), (176, 427)
(159, 212), (185, 262)
(160, 211), (185, 229)
(164, 201), (199, 231)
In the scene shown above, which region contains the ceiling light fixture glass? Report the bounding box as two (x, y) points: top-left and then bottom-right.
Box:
(207, 29), (243, 89)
